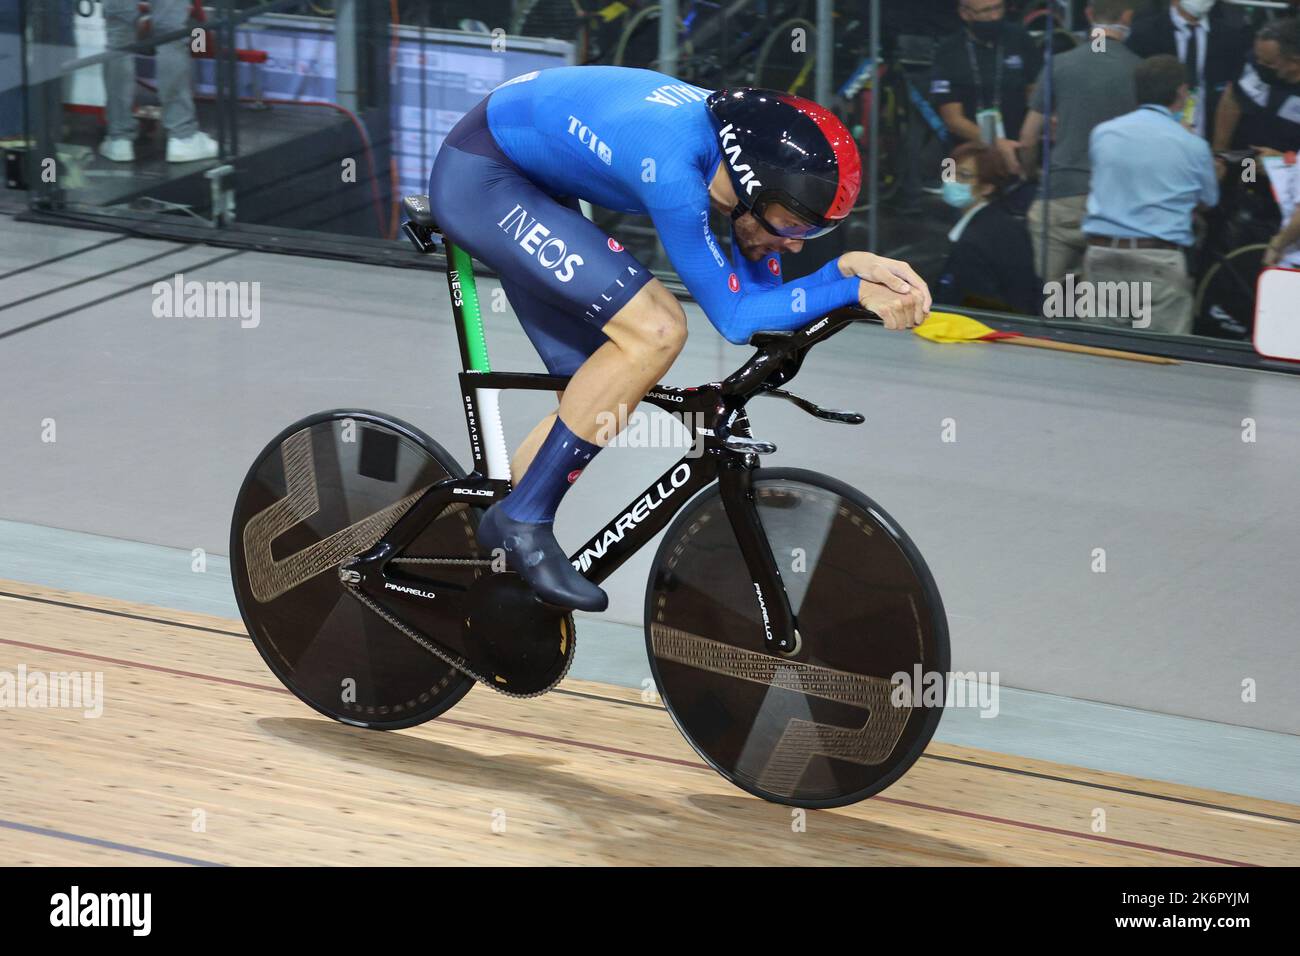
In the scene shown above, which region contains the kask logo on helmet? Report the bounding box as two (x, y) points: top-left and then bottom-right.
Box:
(717, 122), (764, 197)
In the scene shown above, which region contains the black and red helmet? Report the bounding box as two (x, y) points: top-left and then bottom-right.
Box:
(705, 87), (862, 239)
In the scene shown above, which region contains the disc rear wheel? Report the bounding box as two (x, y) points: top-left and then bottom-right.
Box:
(230, 411), (478, 730)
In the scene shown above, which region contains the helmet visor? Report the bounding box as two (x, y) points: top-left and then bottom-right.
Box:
(747, 195), (843, 240)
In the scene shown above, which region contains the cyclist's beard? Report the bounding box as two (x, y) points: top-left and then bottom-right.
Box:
(733, 213), (785, 261)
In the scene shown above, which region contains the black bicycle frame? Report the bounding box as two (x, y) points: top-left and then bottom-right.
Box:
(352, 219), (868, 656)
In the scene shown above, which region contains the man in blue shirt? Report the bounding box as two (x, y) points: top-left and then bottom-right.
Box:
(1084, 54), (1219, 335)
(427, 67), (931, 610)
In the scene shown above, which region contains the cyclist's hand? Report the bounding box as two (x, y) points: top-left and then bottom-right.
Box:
(858, 280), (926, 330)
(1263, 239), (1283, 267)
(841, 252), (932, 314)
(1251, 145), (1283, 159)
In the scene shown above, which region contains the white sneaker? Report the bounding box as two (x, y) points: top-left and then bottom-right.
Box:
(99, 137), (135, 163)
(166, 131), (219, 163)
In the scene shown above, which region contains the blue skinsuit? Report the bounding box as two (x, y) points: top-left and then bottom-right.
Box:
(428, 66), (860, 373)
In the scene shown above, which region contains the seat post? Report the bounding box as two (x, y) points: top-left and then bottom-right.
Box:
(444, 240), (510, 481)
(445, 241), (490, 374)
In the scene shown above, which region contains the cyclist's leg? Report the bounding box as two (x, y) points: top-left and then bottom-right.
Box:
(497, 272), (610, 376)
(491, 278), (588, 481)
(494, 191), (686, 478)
(503, 276), (685, 480)
(486, 266), (685, 612)
(428, 99), (687, 609)
(478, 280), (685, 610)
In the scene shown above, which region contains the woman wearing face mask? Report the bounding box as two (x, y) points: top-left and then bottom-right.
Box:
(934, 142), (1041, 316)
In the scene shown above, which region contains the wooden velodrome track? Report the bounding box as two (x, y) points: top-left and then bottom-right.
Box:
(1, 578), (1296, 867)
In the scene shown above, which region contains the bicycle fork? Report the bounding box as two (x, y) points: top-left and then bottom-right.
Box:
(717, 460), (800, 657)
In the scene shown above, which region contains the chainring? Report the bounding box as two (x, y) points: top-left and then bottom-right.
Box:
(460, 573), (576, 696)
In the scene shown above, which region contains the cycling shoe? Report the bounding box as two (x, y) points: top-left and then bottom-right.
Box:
(476, 503), (608, 612)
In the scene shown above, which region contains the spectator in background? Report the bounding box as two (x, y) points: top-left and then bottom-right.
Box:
(100, 0), (218, 163)
(929, 0), (1041, 176)
(1212, 17), (1300, 157)
(1127, 0), (1250, 142)
(1018, 0), (1139, 288)
(1084, 55), (1219, 335)
(935, 142), (1040, 315)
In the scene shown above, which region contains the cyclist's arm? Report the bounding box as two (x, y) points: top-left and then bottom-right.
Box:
(777, 257), (853, 292)
(733, 247), (783, 290)
(836, 251), (932, 309)
(649, 203), (859, 344)
(735, 255), (874, 296)
(779, 253), (930, 305)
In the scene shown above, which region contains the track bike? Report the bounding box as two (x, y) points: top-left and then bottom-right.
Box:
(228, 195), (950, 808)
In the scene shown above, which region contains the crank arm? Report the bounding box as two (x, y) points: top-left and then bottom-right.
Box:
(764, 387), (864, 425)
(340, 557), (470, 622)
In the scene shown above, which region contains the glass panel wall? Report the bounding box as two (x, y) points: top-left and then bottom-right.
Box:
(15, 0), (1300, 356)
(21, 1), (569, 238)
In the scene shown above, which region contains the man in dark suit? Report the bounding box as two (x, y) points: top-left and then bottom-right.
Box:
(1127, 0), (1250, 142)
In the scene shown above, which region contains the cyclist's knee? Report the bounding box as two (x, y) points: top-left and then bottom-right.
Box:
(611, 281), (687, 363)
(648, 305), (688, 358)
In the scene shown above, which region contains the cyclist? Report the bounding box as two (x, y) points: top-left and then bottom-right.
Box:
(427, 65), (931, 612)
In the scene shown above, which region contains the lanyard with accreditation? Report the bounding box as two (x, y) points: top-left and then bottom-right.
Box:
(966, 37), (1007, 143)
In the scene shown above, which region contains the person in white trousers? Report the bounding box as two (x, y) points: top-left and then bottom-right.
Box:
(99, 0), (218, 163)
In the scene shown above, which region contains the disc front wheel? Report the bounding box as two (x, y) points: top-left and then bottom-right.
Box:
(645, 468), (949, 808)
